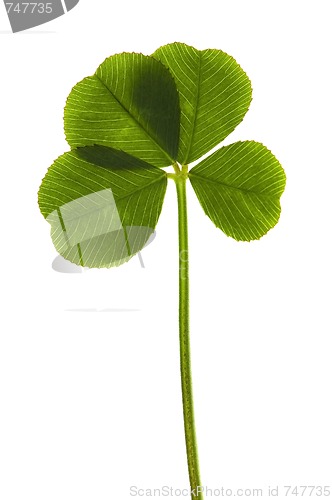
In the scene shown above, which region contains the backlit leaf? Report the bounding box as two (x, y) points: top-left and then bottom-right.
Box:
(38, 147), (167, 267)
(189, 141), (286, 241)
(64, 53), (180, 167)
(153, 42), (252, 164)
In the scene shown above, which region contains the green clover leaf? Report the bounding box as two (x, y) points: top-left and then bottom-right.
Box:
(153, 42), (252, 164)
(38, 42), (286, 500)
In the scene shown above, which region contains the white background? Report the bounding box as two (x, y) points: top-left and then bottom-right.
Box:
(1, 1), (332, 498)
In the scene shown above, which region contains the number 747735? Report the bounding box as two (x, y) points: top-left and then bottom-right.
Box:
(5, 3), (53, 14)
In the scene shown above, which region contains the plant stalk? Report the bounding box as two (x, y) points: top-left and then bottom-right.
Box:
(174, 170), (203, 500)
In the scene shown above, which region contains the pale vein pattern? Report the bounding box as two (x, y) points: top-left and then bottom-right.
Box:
(64, 53), (180, 167)
(153, 42), (252, 165)
(38, 149), (167, 267)
(189, 141), (286, 241)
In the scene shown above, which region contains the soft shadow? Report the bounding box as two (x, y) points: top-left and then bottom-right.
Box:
(66, 308), (140, 313)
(0, 31), (56, 34)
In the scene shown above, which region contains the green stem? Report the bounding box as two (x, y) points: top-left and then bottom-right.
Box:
(174, 170), (203, 500)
